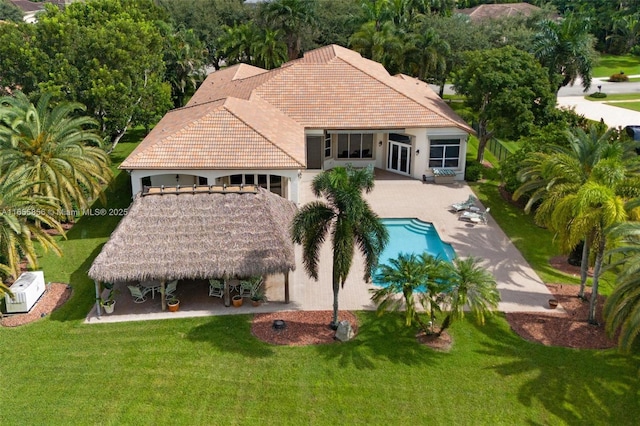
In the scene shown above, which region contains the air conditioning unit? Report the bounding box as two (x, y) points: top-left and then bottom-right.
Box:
(4, 271), (46, 314)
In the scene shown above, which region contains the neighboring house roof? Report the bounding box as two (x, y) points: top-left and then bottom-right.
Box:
(457, 2), (542, 21)
(88, 186), (297, 283)
(123, 44), (473, 170)
(8, 0), (44, 13)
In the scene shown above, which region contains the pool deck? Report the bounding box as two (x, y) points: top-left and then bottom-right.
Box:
(86, 169), (559, 324)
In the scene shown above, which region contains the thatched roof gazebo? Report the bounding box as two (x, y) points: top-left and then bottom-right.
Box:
(89, 185), (297, 314)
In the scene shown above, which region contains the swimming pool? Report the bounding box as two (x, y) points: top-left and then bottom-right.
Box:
(375, 218), (456, 281)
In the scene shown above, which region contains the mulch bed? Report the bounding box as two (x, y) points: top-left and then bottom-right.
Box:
(1, 283), (72, 327)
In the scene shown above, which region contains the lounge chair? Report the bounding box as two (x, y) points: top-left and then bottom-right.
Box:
(449, 195), (476, 212)
(209, 279), (224, 298)
(127, 285), (148, 303)
(459, 207), (490, 224)
(238, 276), (263, 298)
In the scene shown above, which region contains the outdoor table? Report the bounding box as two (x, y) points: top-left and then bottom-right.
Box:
(140, 280), (161, 299)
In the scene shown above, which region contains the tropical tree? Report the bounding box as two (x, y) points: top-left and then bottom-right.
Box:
(371, 253), (448, 332)
(162, 25), (208, 108)
(515, 125), (640, 307)
(0, 92), (112, 215)
(607, 13), (640, 54)
(263, 0), (317, 60)
(0, 171), (63, 279)
(349, 20), (404, 74)
(0, 0), (23, 23)
(291, 165), (388, 328)
(372, 253), (499, 335)
(604, 216), (640, 352)
(218, 23), (259, 66)
(252, 28), (288, 69)
(452, 46), (557, 163)
(532, 13), (598, 93)
(404, 22), (450, 83)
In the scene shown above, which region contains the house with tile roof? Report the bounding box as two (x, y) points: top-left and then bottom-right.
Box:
(457, 2), (546, 22)
(121, 44), (474, 203)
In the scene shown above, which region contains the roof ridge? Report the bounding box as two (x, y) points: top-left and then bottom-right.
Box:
(122, 102), (225, 167)
(223, 98), (304, 168)
(334, 56), (463, 127)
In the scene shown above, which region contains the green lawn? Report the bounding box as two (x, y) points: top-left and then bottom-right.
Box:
(603, 101), (640, 112)
(593, 54), (640, 77)
(586, 93), (640, 101)
(1, 132), (638, 424)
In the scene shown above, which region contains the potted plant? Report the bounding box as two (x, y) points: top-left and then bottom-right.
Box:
(101, 284), (118, 314)
(167, 297), (180, 312)
(548, 298), (558, 309)
(232, 294), (243, 307)
(250, 289), (265, 307)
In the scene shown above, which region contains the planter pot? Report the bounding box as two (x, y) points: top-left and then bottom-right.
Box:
(168, 300), (180, 312)
(548, 298), (558, 309)
(251, 300), (262, 307)
(232, 295), (243, 307)
(102, 301), (115, 314)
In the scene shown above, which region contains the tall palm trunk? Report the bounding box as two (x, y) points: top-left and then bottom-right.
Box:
(588, 235), (606, 324)
(578, 233), (592, 299)
(331, 266), (340, 329)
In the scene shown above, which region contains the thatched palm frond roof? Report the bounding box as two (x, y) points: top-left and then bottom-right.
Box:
(88, 186), (296, 283)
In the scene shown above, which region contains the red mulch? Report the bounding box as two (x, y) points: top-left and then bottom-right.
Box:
(251, 310), (358, 346)
(1, 283), (72, 327)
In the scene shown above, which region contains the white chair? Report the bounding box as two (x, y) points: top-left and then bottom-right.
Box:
(449, 195), (476, 212)
(459, 207), (490, 224)
(209, 279), (224, 298)
(127, 285), (148, 303)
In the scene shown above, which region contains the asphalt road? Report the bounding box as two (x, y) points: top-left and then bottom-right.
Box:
(433, 76), (640, 129)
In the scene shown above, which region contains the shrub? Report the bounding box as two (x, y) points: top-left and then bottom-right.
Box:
(482, 166), (500, 181)
(588, 92), (607, 98)
(464, 161), (483, 181)
(609, 73), (629, 82)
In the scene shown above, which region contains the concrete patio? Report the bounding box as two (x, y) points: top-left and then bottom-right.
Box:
(86, 170), (558, 324)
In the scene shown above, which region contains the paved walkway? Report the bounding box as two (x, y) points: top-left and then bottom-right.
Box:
(86, 171), (558, 323)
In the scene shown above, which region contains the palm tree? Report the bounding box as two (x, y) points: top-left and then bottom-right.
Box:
(163, 26), (208, 108)
(551, 178), (628, 323)
(604, 218), (640, 351)
(0, 171), (63, 279)
(371, 252), (448, 333)
(349, 20), (404, 74)
(252, 28), (288, 70)
(264, 0), (317, 60)
(291, 166), (388, 328)
(532, 13), (598, 93)
(607, 14), (640, 54)
(404, 23), (450, 83)
(0, 92), (112, 216)
(438, 256), (500, 336)
(515, 125), (640, 301)
(217, 23), (258, 66)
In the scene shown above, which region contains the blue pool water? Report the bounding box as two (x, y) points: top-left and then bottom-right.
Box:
(374, 218), (455, 285)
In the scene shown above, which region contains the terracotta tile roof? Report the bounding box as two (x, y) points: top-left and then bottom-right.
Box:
(121, 97), (304, 170)
(123, 45), (473, 170)
(457, 2), (542, 21)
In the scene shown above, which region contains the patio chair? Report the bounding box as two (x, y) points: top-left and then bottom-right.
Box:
(239, 276), (262, 298)
(127, 285), (148, 303)
(209, 279), (224, 298)
(449, 195), (476, 212)
(459, 207), (490, 224)
(163, 280), (178, 300)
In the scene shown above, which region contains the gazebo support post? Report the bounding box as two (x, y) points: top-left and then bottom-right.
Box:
(94, 280), (102, 318)
(161, 280), (166, 311)
(223, 277), (230, 307)
(284, 271), (290, 304)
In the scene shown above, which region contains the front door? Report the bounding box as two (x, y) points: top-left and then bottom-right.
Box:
(387, 141), (411, 175)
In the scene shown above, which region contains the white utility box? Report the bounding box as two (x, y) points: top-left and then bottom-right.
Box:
(4, 271), (46, 313)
